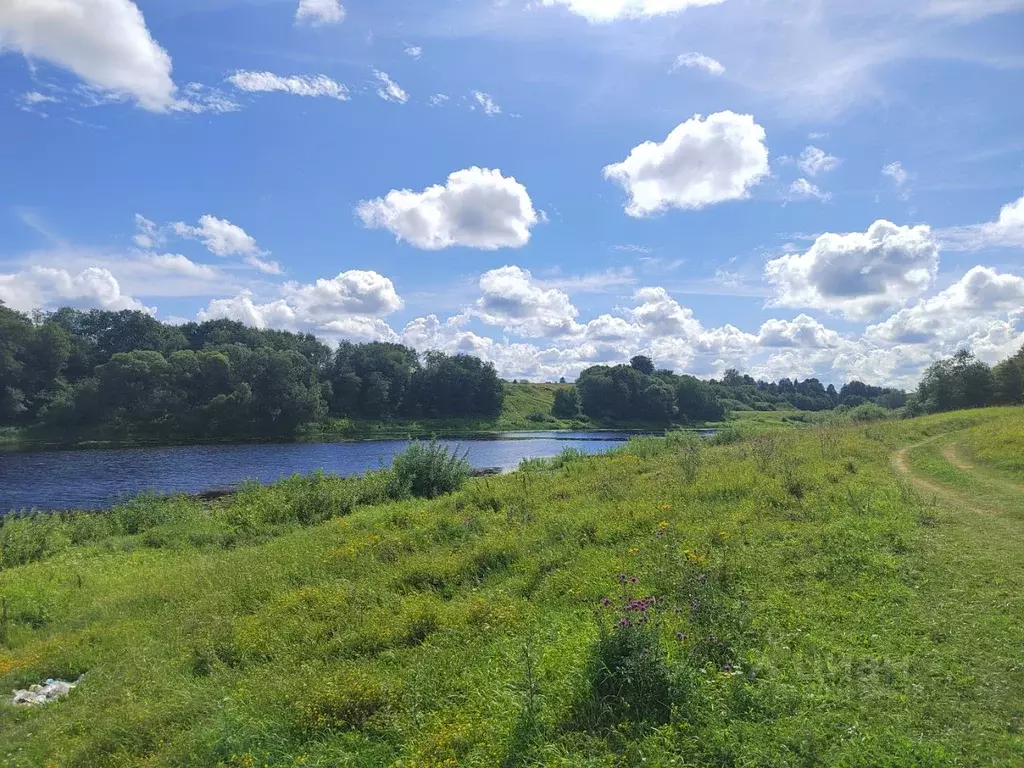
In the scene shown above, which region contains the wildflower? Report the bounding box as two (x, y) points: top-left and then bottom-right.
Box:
(629, 547), (639, 556)
(600, 597), (611, 607)
(618, 618), (632, 629)
(630, 576), (639, 584)
(721, 663), (735, 673)
(662, 504), (671, 511)
(618, 572), (629, 584)
(675, 632), (688, 641)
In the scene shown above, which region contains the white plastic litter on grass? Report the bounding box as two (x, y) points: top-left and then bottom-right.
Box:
(8, 678), (78, 706)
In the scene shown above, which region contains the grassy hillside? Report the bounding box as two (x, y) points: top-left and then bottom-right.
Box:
(1, 408), (1022, 766)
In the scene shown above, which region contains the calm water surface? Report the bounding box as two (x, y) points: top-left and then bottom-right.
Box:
(0, 432), (635, 512)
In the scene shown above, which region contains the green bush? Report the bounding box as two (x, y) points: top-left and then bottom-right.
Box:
(389, 440), (471, 499)
(848, 403), (893, 423)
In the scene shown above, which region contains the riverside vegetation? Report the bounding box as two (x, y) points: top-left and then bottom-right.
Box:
(1, 406), (1022, 766)
(1, 304), (914, 447)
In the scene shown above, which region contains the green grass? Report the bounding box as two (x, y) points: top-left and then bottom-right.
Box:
(1, 408), (1023, 766)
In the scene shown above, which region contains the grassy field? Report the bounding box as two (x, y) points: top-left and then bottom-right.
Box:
(1, 408), (1022, 766)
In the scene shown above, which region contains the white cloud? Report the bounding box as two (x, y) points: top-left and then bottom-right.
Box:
(244, 255), (284, 276)
(227, 71), (349, 100)
(374, 70), (408, 103)
(0, 266), (152, 314)
(198, 292), (297, 330)
(541, 0), (727, 23)
(882, 161), (909, 187)
(866, 266), (1024, 344)
(789, 178), (830, 202)
(603, 111), (770, 217)
(429, 93), (449, 107)
(757, 314), (840, 349)
(19, 91), (59, 112)
(174, 82), (241, 114)
(0, 0), (176, 112)
(133, 214), (163, 249)
(296, 0), (345, 26)
(472, 91), (502, 116)
(629, 287), (703, 338)
(139, 253), (217, 280)
(797, 146), (839, 176)
(765, 220), (939, 320)
(939, 192), (1024, 250)
(671, 52), (725, 75)
(357, 167), (539, 250)
(474, 266), (581, 338)
(405, 45), (423, 59)
(283, 270), (403, 318)
(198, 271), (402, 341)
(173, 215), (262, 257)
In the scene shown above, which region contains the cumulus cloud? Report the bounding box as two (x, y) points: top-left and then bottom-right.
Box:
(473, 266), (581, 338)
(757, 314), (841, 348)
(296, 0), (345, 26)
(797, 146), (839, 176)
(0, 266), (152, 313)
(283, 270), (403, 318)
(198, 292), (297, 330)
(789, 178), (830, 202)
(228, 71), (349, 100)
(357, 167), (539, 250)
(541, 0), (727, 23)
(629, 287), (703, 338)
(198, 271), (402, 341)
(866, 266), (1024, 344)
(939, 192), (1024, 250)
(374, 70), (408, 103)
(173, 215), (262, 257)
(671, 53), (725, 75)
(603, 111), (770, 217)
(429, 94), (449, 107)
(472, 91), (502, 116)
(405, 46), (423, 59)
(0, 0), (176, 111)
(765, 220), (939, 320)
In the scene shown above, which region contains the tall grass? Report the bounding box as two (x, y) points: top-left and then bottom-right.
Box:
(0, 406), (1022, 766)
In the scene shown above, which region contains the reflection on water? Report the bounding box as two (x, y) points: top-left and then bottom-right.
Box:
(0, 432), (636, 512)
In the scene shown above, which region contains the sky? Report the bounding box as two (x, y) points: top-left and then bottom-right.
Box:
(1, 0), (1023, 387)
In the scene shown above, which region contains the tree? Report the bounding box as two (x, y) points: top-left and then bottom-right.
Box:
(630, 355), (655, 376)
(916, 350), (993, 414)
(993, 347), (1024, 404)
(552, 387), (581, 419)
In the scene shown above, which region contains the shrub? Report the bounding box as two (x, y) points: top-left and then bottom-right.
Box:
(389, 440), (471, 499)
(848, 403), (892, 423)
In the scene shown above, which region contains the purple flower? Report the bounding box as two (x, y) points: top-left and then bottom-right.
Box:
(619, 618), (632, 628)
(630, 576), (639, 584)
(601, 597), (611, 607)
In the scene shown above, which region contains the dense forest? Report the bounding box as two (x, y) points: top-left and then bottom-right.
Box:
(0, 303), (502, 440)
(3, 302), (1021, 441)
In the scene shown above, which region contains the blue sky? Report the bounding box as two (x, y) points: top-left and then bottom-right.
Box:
(1, 0), (1023, 385)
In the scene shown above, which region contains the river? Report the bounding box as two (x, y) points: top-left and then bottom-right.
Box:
(0, 432), (637, 513)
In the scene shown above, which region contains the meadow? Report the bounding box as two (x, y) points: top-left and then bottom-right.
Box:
(0, 407), (1022, 766)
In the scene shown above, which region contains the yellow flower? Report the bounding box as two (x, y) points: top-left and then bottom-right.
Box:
(662, 504), (672, 511)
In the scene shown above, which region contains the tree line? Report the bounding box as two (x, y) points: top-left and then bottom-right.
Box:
(0, 304), (503, 439)
(908, 347), (1024, 415)
(550, 356), (907, 426)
